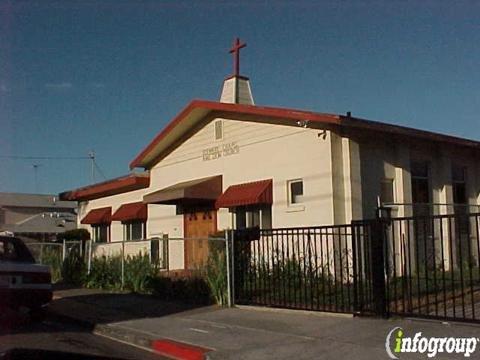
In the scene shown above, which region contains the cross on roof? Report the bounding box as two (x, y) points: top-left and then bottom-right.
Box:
(229, 38), (246, 77)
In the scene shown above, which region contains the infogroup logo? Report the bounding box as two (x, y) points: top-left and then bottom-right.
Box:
(385, 327), (479, 359)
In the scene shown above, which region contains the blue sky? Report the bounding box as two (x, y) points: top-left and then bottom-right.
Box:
(1, 1), (479, 194)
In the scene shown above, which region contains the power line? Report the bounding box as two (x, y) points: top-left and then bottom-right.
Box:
(0, 155), (91, 160)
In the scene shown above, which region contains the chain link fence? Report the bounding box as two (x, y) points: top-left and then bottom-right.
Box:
(25, 240), (84, 282)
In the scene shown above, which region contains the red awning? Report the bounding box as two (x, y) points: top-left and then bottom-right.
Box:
(216, 179), (273, 208)
(80, 207), (112, 225)
(111, 202), (147, 222)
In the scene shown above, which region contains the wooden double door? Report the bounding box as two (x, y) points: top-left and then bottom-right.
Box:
(184, 210), (217, 269)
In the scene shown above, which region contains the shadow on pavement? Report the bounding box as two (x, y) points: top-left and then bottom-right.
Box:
(0, 348), (126, 360)
(1, 289), (212, 336)
(50, 291), (212, 325)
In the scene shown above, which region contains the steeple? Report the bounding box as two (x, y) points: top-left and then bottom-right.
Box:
(220, 38), (254, 105)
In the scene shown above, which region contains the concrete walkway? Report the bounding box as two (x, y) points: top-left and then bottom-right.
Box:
(49, 288), (480, 359)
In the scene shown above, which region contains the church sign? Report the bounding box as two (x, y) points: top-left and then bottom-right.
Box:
(203, 142), (240, 161)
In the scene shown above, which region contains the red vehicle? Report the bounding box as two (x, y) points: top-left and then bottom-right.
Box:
(0, 236), (52, 319)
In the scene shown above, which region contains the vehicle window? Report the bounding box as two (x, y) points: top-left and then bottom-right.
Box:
(0, 238), (35, 263)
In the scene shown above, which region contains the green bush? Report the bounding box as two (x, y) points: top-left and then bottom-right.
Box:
(205, 242), (228, 306)
(147, 275), (211, 305)
(57, 228), (90, 241)
(85, 254), (158, 292)
(85, 255), (122, 290)
(62, 251), (87, 286)
(41, 247), (63, 283)
(124, 254), (158, 293)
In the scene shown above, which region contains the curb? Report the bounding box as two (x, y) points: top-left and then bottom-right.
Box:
(48, 307), (213, 359)
(235, 304), (354, 318)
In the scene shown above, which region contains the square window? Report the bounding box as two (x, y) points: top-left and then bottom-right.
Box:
(93, 224), (109, 243)
(124, 221), (145, 241)
(288, 180), (304, 205)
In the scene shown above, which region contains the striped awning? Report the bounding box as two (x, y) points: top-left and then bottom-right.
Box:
(80, 207), (112, 225)
(215, 179), (272, 209)
(112, 202), (147, 222)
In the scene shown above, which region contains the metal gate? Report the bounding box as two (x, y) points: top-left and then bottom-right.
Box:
(233, 223), (378, 315)
(233, 212), (480, 324)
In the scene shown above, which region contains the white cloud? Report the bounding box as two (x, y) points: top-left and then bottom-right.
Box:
(45, 82), (73, 89)
(0, 84), (8, 93)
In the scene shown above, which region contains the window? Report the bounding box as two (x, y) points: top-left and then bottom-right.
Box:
(0, 238), (35, 263)
(214, 120), (223, 141)
(411, 161), (430, 216)
(288, 179), (304, 205)
(452, 165), (469, 236)
(93, 224), (109, 243)
(452, 166), (467, 205)
(234, 206), (272, 229)
(124, 221), (146, 241)
(380, 179), (395, 204)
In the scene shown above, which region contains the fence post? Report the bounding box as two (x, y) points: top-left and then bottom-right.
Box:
(40, 243), (44, 264)
(121, 240), (125, 289)
(231, 229), (235, 305)
(225, 230), (232, 307)
(163, 234), (169, 270)
(351, 222), (359, 313)
(62, 239), (67, 262)
(371, 219), (388, 317)
(87, 240), (92, 274)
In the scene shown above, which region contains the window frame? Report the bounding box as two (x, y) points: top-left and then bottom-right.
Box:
(410, 160), (431, 217)
(233, 205), (272, 230)
(92, 224), (110, 243)
(123, 220), (146, 241)
(287, 179), (304, 206)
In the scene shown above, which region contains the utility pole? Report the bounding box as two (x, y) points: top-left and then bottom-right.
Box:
(88, 150), (95, 183)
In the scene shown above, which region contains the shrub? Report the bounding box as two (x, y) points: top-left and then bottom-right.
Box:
(148, 275), (212, 305)
(41, 247), (63, 283)
(62, 251), (87, 286)
(85, 255), (122, 290)
(85, 254), (158, 292)
(124, 254), (158, 293)
(205, 242), (228, 306)
(57, 228), (91, 242)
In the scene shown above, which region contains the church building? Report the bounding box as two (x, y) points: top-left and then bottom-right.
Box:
(60, 39), (480, 271)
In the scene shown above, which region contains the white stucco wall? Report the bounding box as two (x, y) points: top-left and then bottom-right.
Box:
(148, 117), (334, 236)
(357, 137), (480, 220)
(77, 116), (480, 271)
(78, 187), (147, 241)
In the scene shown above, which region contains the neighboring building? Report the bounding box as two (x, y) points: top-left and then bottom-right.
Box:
(0, 192), (77, 241)
(60, 40), (480, 271)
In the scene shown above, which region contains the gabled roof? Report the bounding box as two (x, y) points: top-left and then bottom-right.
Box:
(129, 100), (480, 170)
(0, 192), (76, 209)
(129, 100), (341, 169)
(60, 173), (150, 201)
(0, 212), (77, 234)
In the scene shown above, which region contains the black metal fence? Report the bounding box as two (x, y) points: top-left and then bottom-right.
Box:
(233, 224), (377, 314)
(385, 213), (480, 323)
(233, 212), (480, 324)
